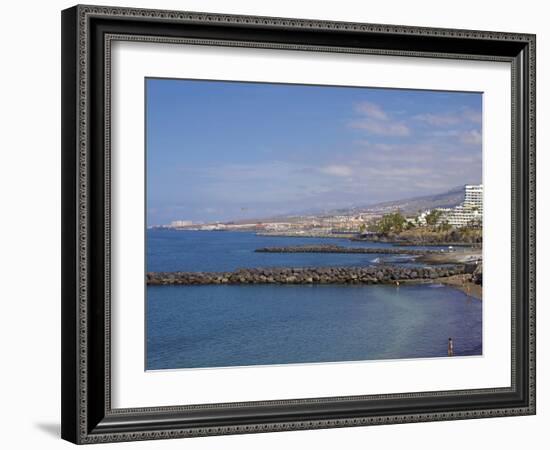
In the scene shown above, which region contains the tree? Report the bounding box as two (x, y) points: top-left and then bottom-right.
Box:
(467, 217), (482, 228)
(438, 220), (452, 232)
(424, 209), (443, 227)
(373, 211), (407, 235)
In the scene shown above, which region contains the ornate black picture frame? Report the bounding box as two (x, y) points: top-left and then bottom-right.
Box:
(61, 4), (536, 444)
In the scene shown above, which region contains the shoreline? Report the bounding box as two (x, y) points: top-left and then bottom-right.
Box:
(255, 244), (446, 255)
(256, 231), (355, 239)
(435, 274), (482, 300)
(145, 230), (482, 298)
(152, 229), (481, 249)
(401, 274), (482, 300)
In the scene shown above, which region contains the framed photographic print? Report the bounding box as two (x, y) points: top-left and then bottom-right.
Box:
(61, 4), (536, 444)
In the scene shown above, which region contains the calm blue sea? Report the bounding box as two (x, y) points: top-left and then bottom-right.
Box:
(146, 229), (451, 272)
(146, 230), (482, 370)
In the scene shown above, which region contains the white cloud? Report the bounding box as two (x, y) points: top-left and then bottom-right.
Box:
(319, 165), (353, 177)
(349, 118), (410, 136)
(414, 108), (482, 127)
(459, 129), (482, 145)
(462, 108), (482, 124)
(414, 113), (461, 126)
(355, 101), (388, 120)
(447, 154), (482, 164)
(427, 130), (461, 137)
(350, 101), (410, 136)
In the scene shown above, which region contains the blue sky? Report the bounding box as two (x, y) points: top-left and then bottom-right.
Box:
(146, 78), (482, 225)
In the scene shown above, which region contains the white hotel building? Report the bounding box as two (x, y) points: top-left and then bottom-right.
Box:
(464, 184), (483, 212)
(170, 220), (193, 228)
(437, 184), (483, 228)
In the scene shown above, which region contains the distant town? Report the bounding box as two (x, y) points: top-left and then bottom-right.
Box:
(151, 184), (483, 236)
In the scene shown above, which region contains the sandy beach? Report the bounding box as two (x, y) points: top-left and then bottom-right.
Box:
(435, 274), (482, 300)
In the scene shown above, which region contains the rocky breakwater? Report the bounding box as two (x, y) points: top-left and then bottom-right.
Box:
(254, 244), (444, 255)
(147, 265), (465, 286)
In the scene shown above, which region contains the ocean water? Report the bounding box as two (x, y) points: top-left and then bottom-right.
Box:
(146, 230), (482, 370)
(146, 229), (451, 272)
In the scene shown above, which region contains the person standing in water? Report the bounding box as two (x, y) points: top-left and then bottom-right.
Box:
(448, 338), (454, 356)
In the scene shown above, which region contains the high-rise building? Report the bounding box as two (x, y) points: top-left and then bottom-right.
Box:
(436, 184), (483, 228)
(464, 184), (483, 212)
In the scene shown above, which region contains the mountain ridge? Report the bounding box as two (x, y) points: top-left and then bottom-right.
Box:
(230, 186), (468, 224)
(356, 185), (466, 215)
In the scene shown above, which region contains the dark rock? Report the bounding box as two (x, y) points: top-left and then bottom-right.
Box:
(146, 264), (467, 286)
(472, 263), (483, 285)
